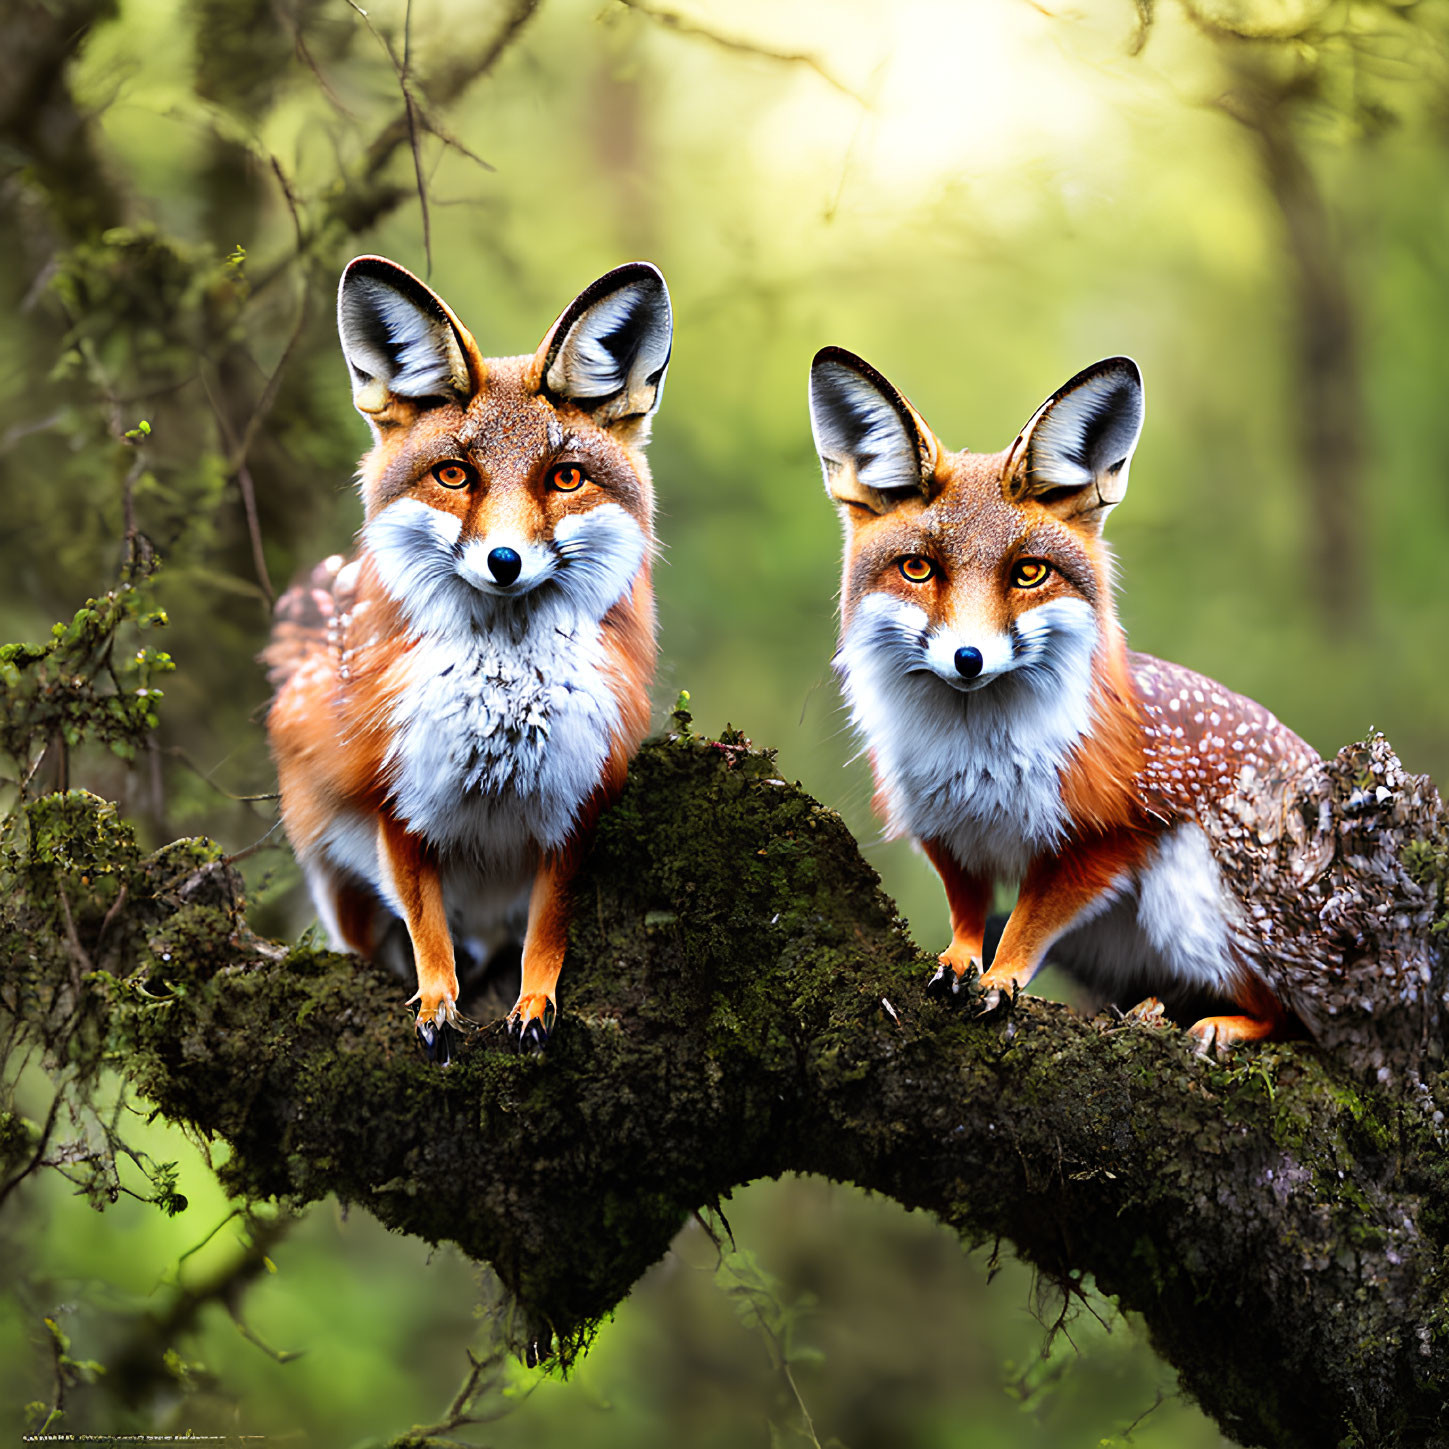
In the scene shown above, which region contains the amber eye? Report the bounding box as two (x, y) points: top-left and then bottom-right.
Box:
(898, 555), (936, 584)
(1010, 558), (1051, 589)
(432, 461), (472, 489)
(549, 464), (587, 492)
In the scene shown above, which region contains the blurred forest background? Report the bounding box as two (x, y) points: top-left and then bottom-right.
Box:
(4, 0), (1449, 1443)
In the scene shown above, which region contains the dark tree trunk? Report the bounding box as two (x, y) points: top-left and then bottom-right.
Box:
(1222, 61), (1369, 633)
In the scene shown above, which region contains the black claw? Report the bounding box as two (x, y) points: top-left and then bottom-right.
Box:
(416, 1018), (457, 1066)
(925, 963), (965, 1002)
(507, 1001), (556, 1055)
(976, 986), (1008, 1018)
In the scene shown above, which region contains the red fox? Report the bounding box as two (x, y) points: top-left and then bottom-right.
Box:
(265, 256), (671, 1060)
(809, 348), (1320, 1049)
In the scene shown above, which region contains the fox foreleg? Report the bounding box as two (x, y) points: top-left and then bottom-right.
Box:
(920, 838), (992, 1001)
(507, 844), (586, 1054)
(978, 830), (1149, 1012)
(377, 812), (467, 1063)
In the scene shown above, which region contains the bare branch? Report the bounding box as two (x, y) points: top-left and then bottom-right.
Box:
(616, 0), (869, 107)
(197, 370), (277, 607)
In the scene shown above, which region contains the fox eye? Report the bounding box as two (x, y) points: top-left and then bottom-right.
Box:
(431, 461), (472, 489)
(549, 464), (587, 492)
(898, 556), (936, 584)
(1010, 558), (1051, 589)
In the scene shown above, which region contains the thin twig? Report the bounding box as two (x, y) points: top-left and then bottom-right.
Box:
(0, 1090), (63, 1210)
(407, 1343), (525, 1439)
(350, 0), (436, 272)
(617, 0), (868, 106)
(197, 371), (276, 606)
(161, 744), (279, 804)
(223, 818), (287, 866)
(1121, 1387), (1170, 1439)
(235, 460), (276, 604)
(54, 880), (94, 994)
(276, 0), (355, 118)
(269, 153), (307, 254)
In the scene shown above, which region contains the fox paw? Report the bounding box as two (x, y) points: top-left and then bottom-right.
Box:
(925, 950), (981, 1003)
(507, 993), (557, 1055)
(975, 967), (1024, 1017)
(1122, 995), (1168, 1027)
(1188, 1014), (1277, 1056)
(410, 991), (469, 1067)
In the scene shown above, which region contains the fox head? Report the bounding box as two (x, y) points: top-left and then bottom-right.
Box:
(810, 348), (1144, 709)
(337, 256), (672, 637)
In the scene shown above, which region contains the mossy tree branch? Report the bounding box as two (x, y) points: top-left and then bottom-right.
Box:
(3, 723), (1448, 1449)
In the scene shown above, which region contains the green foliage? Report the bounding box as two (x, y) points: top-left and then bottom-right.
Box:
(0, 570), (171, 781)
(50, 225), (250, 393)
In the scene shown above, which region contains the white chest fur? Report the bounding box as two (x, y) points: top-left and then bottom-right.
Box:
(386, 606), (621, 855)
(837, 594), (1098, 879)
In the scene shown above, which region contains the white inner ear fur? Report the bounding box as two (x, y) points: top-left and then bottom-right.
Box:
(340, 276), (470, 407)
(546, 277), (672, 421)
(1027, 366), (1144, 495)
(810, 361), (924, 502)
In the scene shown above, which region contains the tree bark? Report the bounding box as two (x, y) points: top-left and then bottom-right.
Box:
(4, 725), (1448, 1449)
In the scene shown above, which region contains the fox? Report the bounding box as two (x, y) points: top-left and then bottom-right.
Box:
(264, 255), (671, 1061)
(809, 347), (1320, 1049)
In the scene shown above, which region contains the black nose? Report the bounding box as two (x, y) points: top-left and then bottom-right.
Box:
(954, 646), (984, 679)
(487, 547), (522, 585)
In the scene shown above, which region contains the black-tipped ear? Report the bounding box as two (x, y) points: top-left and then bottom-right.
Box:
(1005, 357), (1144, 531)
(337, 257), (483, 419)
(808, 348), (935, 513)
(537, 263), (672, 429)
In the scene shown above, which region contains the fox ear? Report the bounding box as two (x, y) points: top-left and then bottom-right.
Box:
(337, 257), (485, 421)
(1005, 357), (1144, 532)
(809, 348), (937, 514)
(535, 262), (673, 432)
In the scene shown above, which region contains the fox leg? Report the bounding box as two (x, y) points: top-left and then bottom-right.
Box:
(506, 751), (632, 1053)
(507, 847), (583, 1054)
(506, 747), (633, 1053)
(332, 878), (382, 958)
(920, 838), (992, 999)
(377, 812), (464, 1062)
(979, 830), (1149, 1009)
